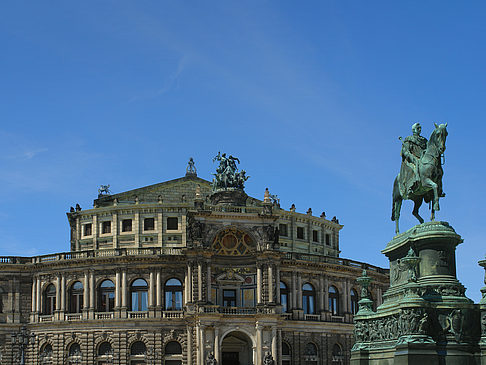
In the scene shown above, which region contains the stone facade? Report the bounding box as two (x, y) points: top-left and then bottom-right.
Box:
(0, 168), (388, 365)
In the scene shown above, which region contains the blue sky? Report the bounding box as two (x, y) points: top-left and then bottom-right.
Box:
(1, 2), (485, 301)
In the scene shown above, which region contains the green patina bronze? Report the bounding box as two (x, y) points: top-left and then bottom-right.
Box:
(392, 123), (447, 234)
(212, 152), (249, 192)
(351, 123), (486, 364)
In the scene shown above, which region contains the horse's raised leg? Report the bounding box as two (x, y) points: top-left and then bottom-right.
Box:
(423, 177), (440, 211)
(412, 198), (424, 224)
(431, 204), (435, 221)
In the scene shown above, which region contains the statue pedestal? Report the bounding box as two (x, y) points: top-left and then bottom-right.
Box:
(351, 222), (480, 365)
(210, 189), (248, 206)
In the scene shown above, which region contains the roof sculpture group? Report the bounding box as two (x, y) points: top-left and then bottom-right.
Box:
(212, 152), (249, 191)
(392, 122), (448, 234)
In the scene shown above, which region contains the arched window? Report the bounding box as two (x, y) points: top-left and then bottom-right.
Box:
(98, 280), (115, 312)
(130, 341), (147, 365)
(130, 279), (148, 312)
(350, 289), (359, 315)
(302, 283), (315, 315)
(165, 278), (182, 310)
(40, 344), (53, 363)
(97, 342), (113, 364)
(280, 281), (289, 313)
(329, 286), (339, 315)
(332, 344), (344, 364)
(69, 281), (84, 313)
(68, 343), (82, 361)
(164, 341), (182, 365)
(43, 284), (56, 315)
(303, 343), (318, 365)
(282, 342), (292, 365)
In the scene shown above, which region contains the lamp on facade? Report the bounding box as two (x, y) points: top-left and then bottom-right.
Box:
(11, 326), (35, 365)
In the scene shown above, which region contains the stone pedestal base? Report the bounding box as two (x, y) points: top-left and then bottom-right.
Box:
(210, 189), (248, 206)
(351, 222), (481, 365)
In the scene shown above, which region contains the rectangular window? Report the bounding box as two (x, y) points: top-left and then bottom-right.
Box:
(326, 234), (331, 246)
(83, 223), (92, 236)
(102, 221), (111, 234)
(279, 224), (288, 237)
(313, 230), (318, 242)
(144, 217), (155, 231)
(223, 289), (237, 307)
(297, 227), (305, 240)
(167, 217), (178, 230)
(122, 219), (132, 232)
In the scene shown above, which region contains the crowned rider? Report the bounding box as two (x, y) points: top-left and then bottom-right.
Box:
(400, 122), (428, 196)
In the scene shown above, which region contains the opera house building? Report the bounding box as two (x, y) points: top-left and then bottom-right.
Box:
(0, 157), (388, 365)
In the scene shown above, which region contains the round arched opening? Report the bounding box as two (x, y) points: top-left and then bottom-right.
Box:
(221, 331), (253, 365)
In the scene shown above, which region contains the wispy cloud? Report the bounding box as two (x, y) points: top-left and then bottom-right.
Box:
(129, 55), (188, 102)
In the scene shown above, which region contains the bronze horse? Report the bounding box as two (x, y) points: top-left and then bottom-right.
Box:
(392, 123), (448, 234)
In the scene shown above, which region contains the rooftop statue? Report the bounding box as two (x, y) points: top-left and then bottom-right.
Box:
(392, 123), (448, 234)
(212, 152), (249, 191)
(186, 157), (197, 176)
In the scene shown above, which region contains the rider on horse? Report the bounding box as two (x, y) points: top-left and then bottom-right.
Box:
(400, 123), (428, 197)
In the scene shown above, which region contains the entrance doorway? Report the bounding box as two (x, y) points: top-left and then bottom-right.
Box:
(221, 331), (253, 365)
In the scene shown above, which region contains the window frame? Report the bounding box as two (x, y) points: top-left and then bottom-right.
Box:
(329, 285), (340, 315)
(69, 281), (84, 313)
(130, 278), (148, 312)
(98, 280), (115, 312)
(165, 278), (183, 310)
(302, 283), (315, 315)
(122, 219), (133, 233)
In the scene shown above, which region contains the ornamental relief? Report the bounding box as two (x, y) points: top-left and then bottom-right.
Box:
(212, 227), (255, 256)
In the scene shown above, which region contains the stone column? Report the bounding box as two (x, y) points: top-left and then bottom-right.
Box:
(89, 272), (95, 310)
(83, 272), (89, 311)
(319, 275), (324, 313)
(121, 270), (127, 309)
(297, 273), (302, 308)
(112, 212), (118, 248)
(199, 325), (206, 365)
(36, 277), (41, 313)
(115, 271), (121, 309)
(268, 264), (274, 303)
(157, 211), (163, 246)
(187, 263), (193, 303)
(271, 327), (277, 361)
(257, 264), (262, 304)
(344, 279), (349, 313)
(76, 217), (81, 251)
(291, 271), (297, 309)
(195, 323), (200, 365)
(135, 211), (140, 247)
(31, 279), (36, 313)
(275, 267), (281, 304)
(207, 262), (212, 303)
(256, 322), (263, 365)
(214, 327), (220, 364)
(187, 326), (193, 365)
(198, 261), (203, 302)
(149, 271), (155, 308)
(324, 276), (329, 312)
(156, 270), (162, 308)
(56, 276), (61, 311)
(93, 214), (98, 249)
(60, 274), (66, 312)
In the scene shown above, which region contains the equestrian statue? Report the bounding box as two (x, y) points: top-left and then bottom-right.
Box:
(391, 122), (448, 234)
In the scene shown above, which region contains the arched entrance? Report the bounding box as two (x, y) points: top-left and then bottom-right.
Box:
(221, 331), (253, 365)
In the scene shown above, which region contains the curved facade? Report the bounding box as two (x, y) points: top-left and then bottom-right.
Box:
(0, 165), (388, 365)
